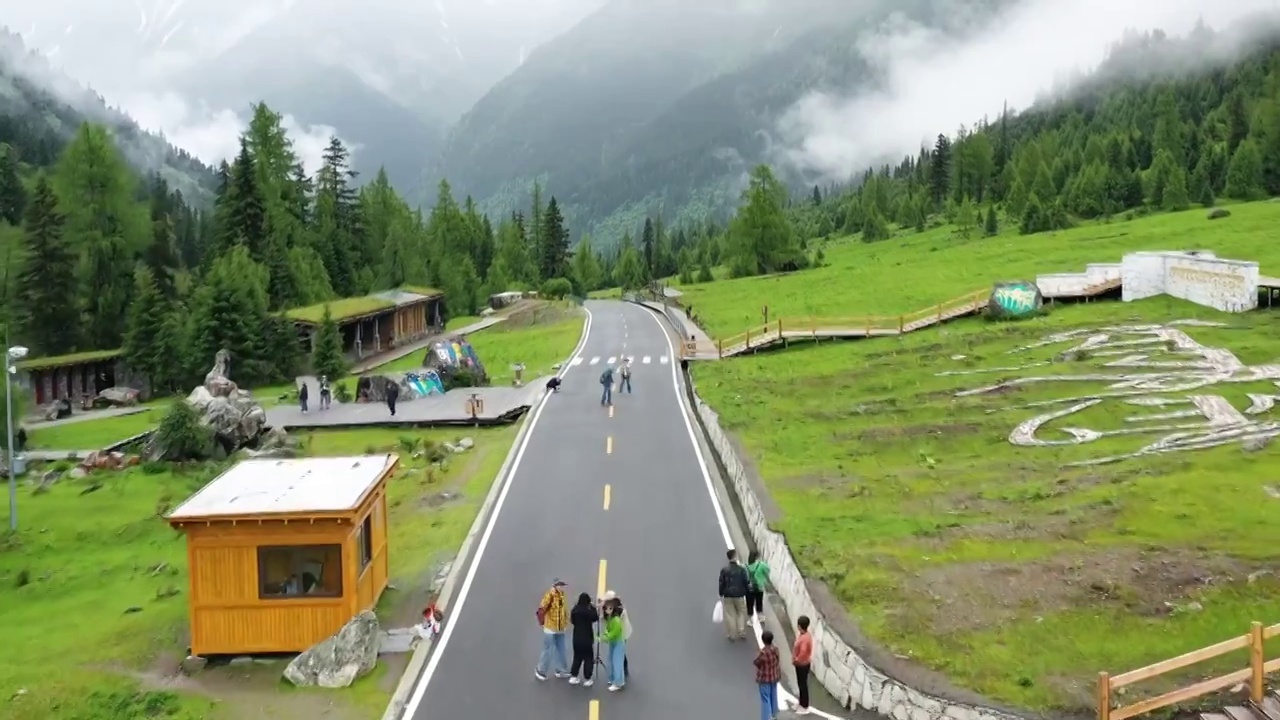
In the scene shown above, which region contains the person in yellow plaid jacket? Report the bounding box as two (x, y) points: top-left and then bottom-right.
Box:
(535, 578), (571, 680)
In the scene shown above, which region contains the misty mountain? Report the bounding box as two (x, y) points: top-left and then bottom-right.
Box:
(436, 0), (1007, 243)
(0, 28), (216, 201)
(6, 0), (603, 195)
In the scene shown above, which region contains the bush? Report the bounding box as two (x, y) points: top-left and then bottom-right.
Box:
(442, 366), (486, 390)
(540, 277), (573, 299)
(152, 400), (214, 461)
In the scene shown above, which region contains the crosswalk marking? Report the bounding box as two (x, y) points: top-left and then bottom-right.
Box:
(660, 356), (669, 364)
(607, 356), (617, 364)
(589, 356), (600, 365)
(642, 356), (651, 364)
(570, 357), (584, 366)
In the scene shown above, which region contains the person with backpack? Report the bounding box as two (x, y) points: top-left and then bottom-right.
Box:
(534, 578), (570, 681)
(568, 592), (599, 687)
(717, 548), (751, 640)
(746, 549), (771, 625)
(619, 357), (633, 394)
(599, 363), (615, 406)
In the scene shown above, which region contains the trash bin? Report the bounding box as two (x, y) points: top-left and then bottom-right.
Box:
(10, 454), (26, 476)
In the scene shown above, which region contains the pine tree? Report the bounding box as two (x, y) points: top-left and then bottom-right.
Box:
(539, 197), (570, 281)
(189, 246), (276, 386)
(123, 267), (167, 389)
(145, 214), (181, 300)
(724, 165), (801, 276)
(1225, 139), (1265, 200)
(640, 218), (656, 282)
(929, 134), (951, 207)
(311, 305), (346, 380)
(15, 176), (79, 354)
(570, 235), (603, 294)
(0, 145), (26, 226)
(983, 204), (999, 236)
(811, 185), (822, 205)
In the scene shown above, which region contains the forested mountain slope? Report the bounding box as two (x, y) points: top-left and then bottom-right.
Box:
(0, 28), (217, 203)
(435, 0), (1005, 246)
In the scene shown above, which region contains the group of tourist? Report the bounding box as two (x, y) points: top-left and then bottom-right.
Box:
(532, 548), (816, 718)
(599, 357), (633, 406)
(534, 579), (632, 691)
(718, 548), (816, 718)
(296, 376), (332, 413)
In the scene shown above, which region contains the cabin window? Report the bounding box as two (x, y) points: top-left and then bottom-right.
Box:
(357, 514), (373, 571)
(257, 544), (343, 599)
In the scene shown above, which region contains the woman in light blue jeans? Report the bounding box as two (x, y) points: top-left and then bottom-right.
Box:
(599, 600), (627, 691)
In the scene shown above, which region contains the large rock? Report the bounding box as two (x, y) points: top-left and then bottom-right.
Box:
(420, 335), (489, 388)
(146, 349), (270, 459)
(283, 610), (381, 688)
(93, 386), (139, 408)
(987, 280), (1044, 319)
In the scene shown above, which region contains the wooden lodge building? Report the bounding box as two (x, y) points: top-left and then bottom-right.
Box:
(166, 454), (398, 656)
(287, 286), (445, 361)
(14, 349), (148, 407)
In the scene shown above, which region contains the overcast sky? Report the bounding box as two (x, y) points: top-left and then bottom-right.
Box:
(5, 0), (601, 170)
(775, 0), (1280, 182)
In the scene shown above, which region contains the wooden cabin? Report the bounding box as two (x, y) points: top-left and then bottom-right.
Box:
(166, 454), (399, 656)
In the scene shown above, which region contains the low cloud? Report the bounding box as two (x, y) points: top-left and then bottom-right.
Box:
(117, 90), (349, 174)
(776, 0), (1280, 184)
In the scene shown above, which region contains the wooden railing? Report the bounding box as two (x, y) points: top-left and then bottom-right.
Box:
(1098, 621), (1280, 720)
(701, 288), (991, 358)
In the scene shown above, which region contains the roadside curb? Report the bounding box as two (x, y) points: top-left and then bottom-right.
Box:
(380, 308), (590, 720)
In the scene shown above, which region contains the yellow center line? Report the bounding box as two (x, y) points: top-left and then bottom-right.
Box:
(597, 559), (607, 598)
(606, 436), (613, 454)
(608, 404), (614, 418)
(603, 484), (611, 510)
(589, 699), (600, 720)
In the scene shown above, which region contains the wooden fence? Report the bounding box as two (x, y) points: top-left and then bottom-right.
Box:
(1098, 621), (1280, 720)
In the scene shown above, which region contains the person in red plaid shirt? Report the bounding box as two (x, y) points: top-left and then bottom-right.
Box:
(753, 630), (781, 720)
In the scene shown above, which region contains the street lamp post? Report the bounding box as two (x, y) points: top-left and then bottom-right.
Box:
(5, 342), (27, 532)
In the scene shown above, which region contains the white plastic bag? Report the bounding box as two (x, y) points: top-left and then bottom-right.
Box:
(712, 599), (724, 624)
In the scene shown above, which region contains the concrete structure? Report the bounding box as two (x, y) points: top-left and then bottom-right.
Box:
(14, 349), (148, 407)
(1120, 251), (1259, 312)
(1035, 263), (1123, 298)
(289, 287), (445, 361)
(167, 454), (399, 656)
(1038, 251), (1263, 312)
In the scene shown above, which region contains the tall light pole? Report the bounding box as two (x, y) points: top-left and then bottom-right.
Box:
(6, 341), (27, 532)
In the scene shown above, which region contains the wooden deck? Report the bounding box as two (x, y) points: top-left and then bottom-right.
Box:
(668, 277), (1122, 360)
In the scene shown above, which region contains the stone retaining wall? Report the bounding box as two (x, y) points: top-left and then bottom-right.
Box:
(686, 375), (1025, 720)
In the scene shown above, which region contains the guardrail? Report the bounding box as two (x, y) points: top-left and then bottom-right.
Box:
(1098, 621), (1280, 720)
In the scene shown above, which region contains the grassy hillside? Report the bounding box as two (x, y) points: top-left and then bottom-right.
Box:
(686, 202), (1280, 711)
(676, 201), (1280, 339)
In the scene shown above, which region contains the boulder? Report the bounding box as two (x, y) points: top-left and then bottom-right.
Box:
(420, 335), (489, 388)
(147, 349), (270, 459)
(1207, 207), (1232, 220)
(93, 386), (139, 408)
(987, 280), (1044, 319)
(283, 610), (381, 688)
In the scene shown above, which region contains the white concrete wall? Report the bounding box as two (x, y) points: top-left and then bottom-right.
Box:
(1122, 251), (1259, 312)
(688, 377), (1021, 720)
(1121, 252), (1167, 302)
(1036, 264), (1121, 298)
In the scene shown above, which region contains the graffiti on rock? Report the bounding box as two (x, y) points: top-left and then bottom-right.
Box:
(988, 280), (1044, 319)
(943, 320), (1280, 466)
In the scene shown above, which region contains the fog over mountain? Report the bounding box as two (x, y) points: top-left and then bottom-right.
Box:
(775, 0), (1280, 183)
(4, 0), (1280, 242)
(6, 0), (601, 183)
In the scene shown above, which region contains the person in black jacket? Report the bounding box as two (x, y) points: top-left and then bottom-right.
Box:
(717, 548), (751, 640)
(386, 379), (400, 417)
(568, 592), (599, 686)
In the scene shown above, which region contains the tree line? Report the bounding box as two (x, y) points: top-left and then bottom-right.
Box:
(782, 28), (1280, 249)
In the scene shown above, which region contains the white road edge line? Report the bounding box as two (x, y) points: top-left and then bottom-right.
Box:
(400, 306), (595, 719)
(643, 307), (843, 720)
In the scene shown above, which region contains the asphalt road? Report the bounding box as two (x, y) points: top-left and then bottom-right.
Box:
(404, 300), (767, 720)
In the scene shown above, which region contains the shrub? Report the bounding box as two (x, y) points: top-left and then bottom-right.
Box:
(152, 400), (214, 461)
